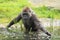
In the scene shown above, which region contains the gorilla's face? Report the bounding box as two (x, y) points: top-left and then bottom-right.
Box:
(21, 12), (31, 20)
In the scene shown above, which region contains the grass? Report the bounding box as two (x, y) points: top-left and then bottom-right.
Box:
(0, 6), (60, 23)
(0, 0), (60, 23)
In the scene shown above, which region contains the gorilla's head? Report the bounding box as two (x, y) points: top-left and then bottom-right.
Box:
(21, 7), (32, 20)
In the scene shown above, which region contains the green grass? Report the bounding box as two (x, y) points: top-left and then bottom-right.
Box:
(32, 6), (60, 19)
(0, 0), (60, 23)
(0, 6), (60, 23)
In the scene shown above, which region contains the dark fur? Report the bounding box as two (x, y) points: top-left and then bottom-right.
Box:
(7, 7), (51, 36)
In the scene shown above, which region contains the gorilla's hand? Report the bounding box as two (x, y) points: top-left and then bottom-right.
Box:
(46, 32), (51, 36)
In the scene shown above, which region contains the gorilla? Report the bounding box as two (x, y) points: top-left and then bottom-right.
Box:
(7, 7), (51, 37)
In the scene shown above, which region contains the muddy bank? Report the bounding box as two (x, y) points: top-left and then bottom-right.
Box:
(39, 18), (60, 27)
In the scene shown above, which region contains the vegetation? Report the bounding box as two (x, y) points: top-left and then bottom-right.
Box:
(0, 0), (60, 40)
(0, 0), (60, 23)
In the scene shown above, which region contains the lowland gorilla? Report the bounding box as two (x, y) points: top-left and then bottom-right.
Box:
(7, 7), (51, 37)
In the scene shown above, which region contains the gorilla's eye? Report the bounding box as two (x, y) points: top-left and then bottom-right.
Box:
(23, 14), (27, 15)
(23, 13), (29, 15)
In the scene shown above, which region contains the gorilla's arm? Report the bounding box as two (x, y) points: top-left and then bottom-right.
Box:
(32, 14), (51, 36)
(7, 14), (22, 28)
